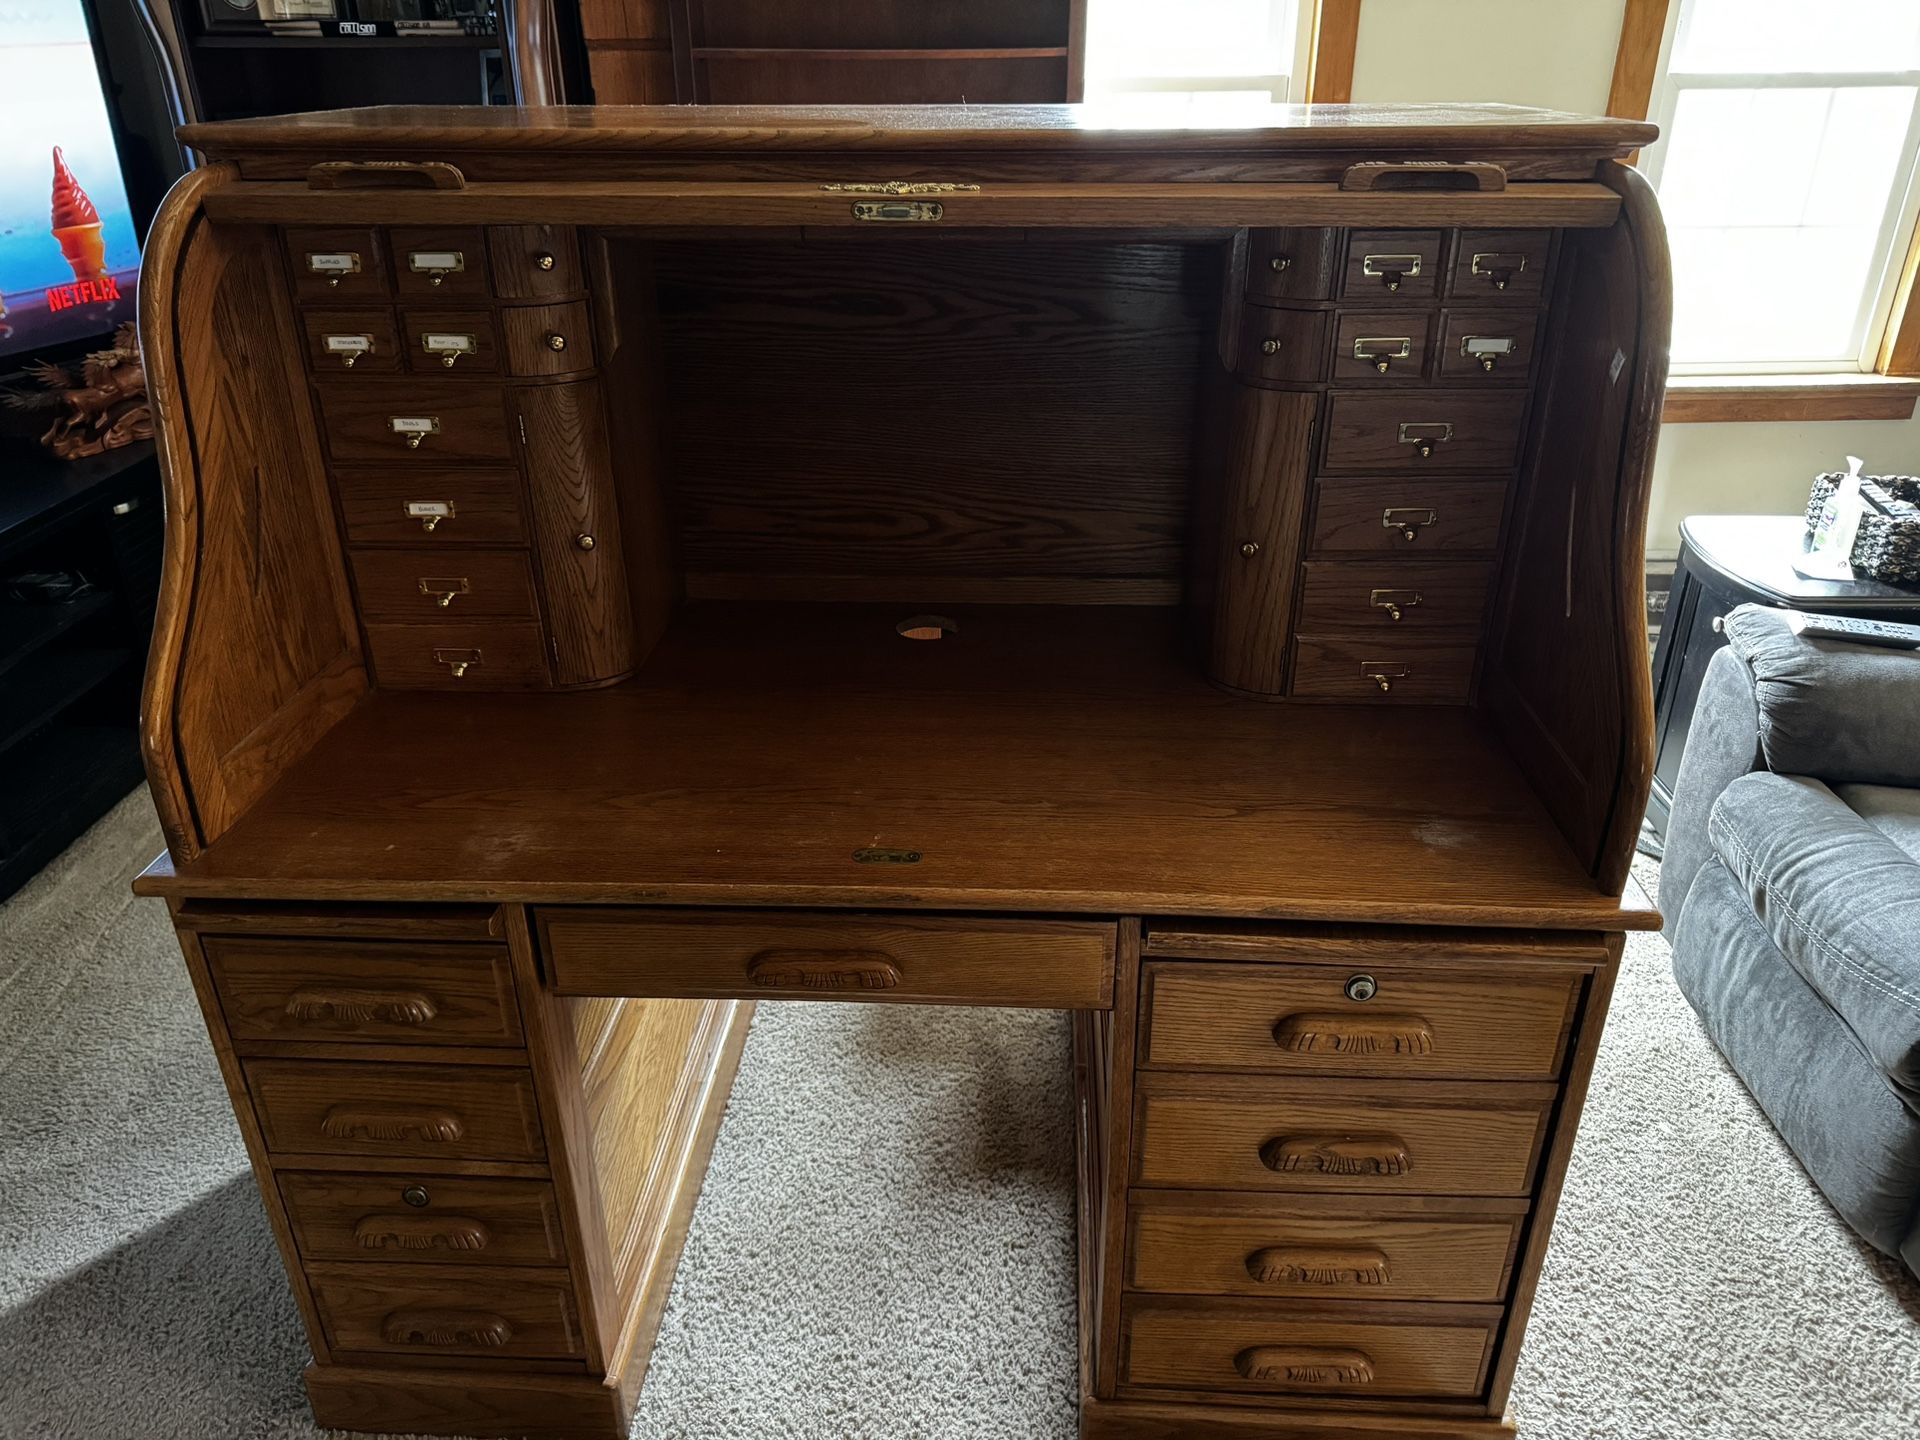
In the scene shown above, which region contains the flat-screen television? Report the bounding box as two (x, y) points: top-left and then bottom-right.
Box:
(0, 0), (142, 365)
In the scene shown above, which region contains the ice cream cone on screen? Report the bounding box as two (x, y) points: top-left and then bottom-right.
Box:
(50, 147), (107, 284)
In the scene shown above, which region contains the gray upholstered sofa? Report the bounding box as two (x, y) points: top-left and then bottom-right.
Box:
(1664, 604), (1920, 1272)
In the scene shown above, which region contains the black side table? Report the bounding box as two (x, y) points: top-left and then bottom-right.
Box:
(1644, 513), (1920, 852)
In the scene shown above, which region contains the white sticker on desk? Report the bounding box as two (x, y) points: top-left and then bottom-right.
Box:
(409, 250), (465, 273)
(422, 333), (476, 354)
(406, 501), (453, 519)
(389, 416), (440, 435)
(306, 252), (360, 273)
(323, 333), (373, 354)
(1609, 348), (1627, 384)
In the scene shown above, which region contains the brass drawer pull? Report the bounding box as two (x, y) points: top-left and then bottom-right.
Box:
(745, 947), (902, 991)
(389, 416), (441, 449)
(354, 1213), (491, 1253)
(1471, 251), (1529, 291)
(1369, 588), (1423, 621)
(417, 576), (472, 609)
(285, 986), (439, 1026)
(1272, 1011), (1435, 1054)
(1268, 255), (1291, 273)
(1460, 334), (1518, 371)
(1363, 664), (1410, 694)
(533, 251), (556, 271)
(1351, 336), (1412, 374)
(421, 332), (477, 368)
(1381, 507), (1438, 541)
(405, 500), (454, 532)
(322, 333), (374, 368)
(407, 249), (466, 285)
(432, 647), (482, 678)
(1261, 1132), (1411, 1176)
(1361, 253), (1422, 291)
(1236, 1345), (1376, 1386)
(320, 1104), (465, 1143)
(304, 251), (362, 287)
(380, 1307), (513, 1349)
(1397, 421), (1453, 458)
(545, 332), (568, 352)
(1245, 1245), (1391, 1287)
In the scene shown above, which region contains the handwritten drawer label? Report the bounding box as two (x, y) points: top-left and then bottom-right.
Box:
(323, 333), (374, 355)
(389, 416), (441, 435)
(305, 251), (361, 274)
(405, 501), (453, 520)
(421, 333), (476, 354)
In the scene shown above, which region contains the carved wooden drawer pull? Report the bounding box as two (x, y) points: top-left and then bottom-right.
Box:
(307, 160), (466, 192)
(1235, 1345), (1376, 1386)
(1272, 1012), (1435, 1055)
(380, 1307), (513, 1348)
(1245, 1244), (1392, 1287)
(285, 986), (439, 1026)
(745, 948), (902, 991)
(320, 1105), (466, 1143)
(354, 1213), (492, 1253)
(1260, 1132), (1412, 1176)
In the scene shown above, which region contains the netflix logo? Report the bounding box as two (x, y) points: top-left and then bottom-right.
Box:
(45, 276), (122, 312)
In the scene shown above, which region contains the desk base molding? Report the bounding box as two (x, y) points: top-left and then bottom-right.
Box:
(304, 1361), (634, 1439)
(1081, 1396), (1516, 1440)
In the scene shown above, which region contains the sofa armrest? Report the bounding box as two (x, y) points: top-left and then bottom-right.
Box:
(1722, 604), (1920, 786)
(1661, 645), (1761, 937)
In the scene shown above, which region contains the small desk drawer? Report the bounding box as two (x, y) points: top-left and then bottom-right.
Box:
(245, 1059), (545, 1161)
(1448, 229), (1551, 303)
(391, 227), (490, 299)
(302, 309), (400, 376)
(206, 936), (522, 1047)
(1132, 1075), (1554, 1196)
(1121, 1297), (1498, 1399)
(537, 909), (1116, 1008)
(1295, 560), (1493, 634)
(364, 621), (551, 690)
(280, 1173), (567, 1267)
(401, 308), (500, 375)
(1330, 311), (1433, 385)
(286, 227), (388, 302)
(335, 468), (529, 546)
(1340, 230), (1442, 301)
(1437, 309), (1539, 383)
(1127, 1199), (1523, 1302)
(1290, 636), (1476, 704)
(317, 383), (513, 465)
(1322, 391), (1527, 473)
(1140, 959), (1579, 1079)
(1308, 479), (1508, 555)
(309, 1265), (584, 1360)
(1244, 228), (1342, 303)
(502, 301), (595, 377)
(350, 547), (538, 624)
(490, 225), (583, 300)
(1237, 306), (1330, 385)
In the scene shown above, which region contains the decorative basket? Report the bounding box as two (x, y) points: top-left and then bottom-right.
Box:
(1804, 472), (1920, 586)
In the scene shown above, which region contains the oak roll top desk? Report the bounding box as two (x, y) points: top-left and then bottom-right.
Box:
(132, 103), (1667, 1440)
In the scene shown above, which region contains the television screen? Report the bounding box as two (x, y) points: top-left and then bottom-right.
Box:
(0, 0), (141, 364)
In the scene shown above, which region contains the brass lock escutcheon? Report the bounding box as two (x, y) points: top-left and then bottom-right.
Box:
(1460, 335), (1518, 372)
(1361, 253), (1423, 291)
(305, 251), (362, 287)
(1382, 507), (1438, 542)
(1471, 252), (1528, 291)
(323, 332), (375, 368)
(1397, 421), (1453, 459)
(408, 249), (466, 286)
(432, 647), (482, 678)
(389, 416), (441, 449)
(405, 500), (454, 532)
(417, 576), (472, 609)
(1352, 336), (1413, 374)
(1369, 588), (1423, 621)
(1364, 664), (1410, 694)
(421, 332), (476, 368)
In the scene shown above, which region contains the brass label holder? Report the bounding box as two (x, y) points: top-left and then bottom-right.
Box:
(1460, 335), (1517, 372)
(408, 250), (466, 285)
(390, 416), (441, 449)
(1396, 422), (1453, 458)
(405, 500), (454, 532)
(1352, 336), (1413, 374)
(1382, 507), (1439, 541)
(421, 332), (478, 368)
(323, 333), (375, 368)
(1471, 252), (1528, 290)
(417, 576), (472, 609)
(1368, 588), (1423, 621)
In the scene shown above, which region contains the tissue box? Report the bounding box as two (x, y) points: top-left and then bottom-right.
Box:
(1805, 472), (1920, 585)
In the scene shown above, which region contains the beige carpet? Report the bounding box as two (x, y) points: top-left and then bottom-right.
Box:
(1, 792), (1916, 1439)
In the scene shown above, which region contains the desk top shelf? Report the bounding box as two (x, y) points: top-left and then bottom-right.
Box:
(138, 603), (1656, 930)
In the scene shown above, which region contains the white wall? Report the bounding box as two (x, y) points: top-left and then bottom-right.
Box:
(1346, 0), (1920, 556)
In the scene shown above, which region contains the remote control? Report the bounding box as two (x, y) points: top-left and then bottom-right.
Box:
(1787, 612), (1920, 650)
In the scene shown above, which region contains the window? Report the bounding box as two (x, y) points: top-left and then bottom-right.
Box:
(1082, 0), (1306, 110)
(1642, 0), (1920, 373)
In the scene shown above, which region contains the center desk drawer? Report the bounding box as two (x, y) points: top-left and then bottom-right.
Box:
(1142, 961), (1579, 1079)
(537, 909), (1115, 1008)
(205, 936), (522, 1047)
(244, 1059), (545, 1161)
(280, 1172), (568, 1267)
(316, 382), (513, 465)
(1133, 1075), (1554, 1196)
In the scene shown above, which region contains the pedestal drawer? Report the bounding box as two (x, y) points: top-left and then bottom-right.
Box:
(1307, 478), (1508, 555)
(364, 621), (551, 691)
(1295, 560), (1493, 635)
(1322, 391), (1527, 473)
(1330, 311), (1433, 385)
(350, 548), (539, 624)
(1121, 1297), (1499, 1399)
(400, 308), (500, 375)
(1126, 1196), (1524, 1302)
(335, 468), (528, 547)
(1132, 1075), (1554, 1196)
(280, 1173), (568, 1267)
(1141, 960), (1579, 1079)
(316, 382), (513, 465)
(309, 1264), (584, 1360)
(301, 309), (400, 376)
(1290, 636), (1476, 704)
(245, 1059), (545, 1162)
(206, 936), (522, 1047)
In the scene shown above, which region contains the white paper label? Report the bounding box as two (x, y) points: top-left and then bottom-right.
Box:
(405, 501), (453, 519)
(422, 333), (476, 354)
(389, 416), (440, 435)
(323, 333), (373, 354)
(408, 250), (465, 273)
(1463, 337), (1515, 357)
(306, 252), (359, 274)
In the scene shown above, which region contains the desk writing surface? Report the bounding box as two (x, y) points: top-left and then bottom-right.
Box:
(147, 604), (1655, 929)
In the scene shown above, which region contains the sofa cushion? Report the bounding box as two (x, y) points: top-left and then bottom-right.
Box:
(1673, 857), (1920, 1264)
(1721, 604), (1920, 787)
(1837, 783), (1920, 864)
(1708, 771), (1920, 1093)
